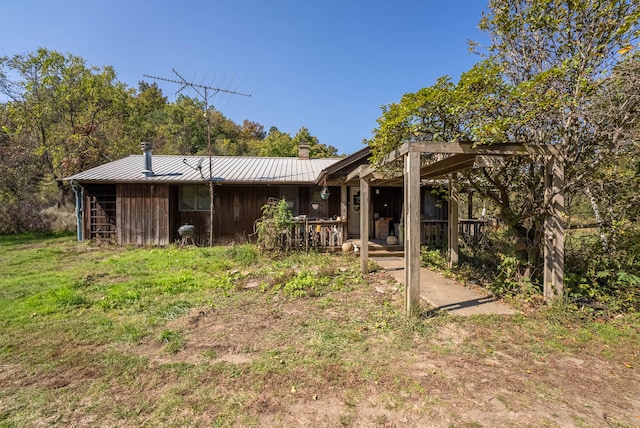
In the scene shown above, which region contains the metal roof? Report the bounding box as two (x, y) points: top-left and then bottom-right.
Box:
(65, 155), (342, 185)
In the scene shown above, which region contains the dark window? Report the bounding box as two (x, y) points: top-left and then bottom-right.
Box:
(179, 185), (210, 211)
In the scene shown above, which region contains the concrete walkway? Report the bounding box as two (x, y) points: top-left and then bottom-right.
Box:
(372, 257), (516, 316)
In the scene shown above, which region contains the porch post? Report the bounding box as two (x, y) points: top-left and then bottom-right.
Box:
(405, 151), (421, 316)
(360, 176), (370, 274)
(340, 185), (348, 221)
(544, 155), (565, 300)
(448, 173), (459, 268)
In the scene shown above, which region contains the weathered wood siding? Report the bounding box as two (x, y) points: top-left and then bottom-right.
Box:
(169, 185), (343, 243)
(214, 185), (276, 241)
(117, 184), (170, 245)
(81, 184), (117, 242)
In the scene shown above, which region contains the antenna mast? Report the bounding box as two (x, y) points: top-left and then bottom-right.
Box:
(144, 69), (251, 246)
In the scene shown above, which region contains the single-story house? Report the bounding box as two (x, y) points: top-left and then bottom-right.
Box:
(65, 142), (450, 247)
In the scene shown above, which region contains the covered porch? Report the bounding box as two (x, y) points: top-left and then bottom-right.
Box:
(349, 141), (564, 315)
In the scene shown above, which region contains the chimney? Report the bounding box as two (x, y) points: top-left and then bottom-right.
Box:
(141, 142), (154, 177)
(298, 143), (310, 160)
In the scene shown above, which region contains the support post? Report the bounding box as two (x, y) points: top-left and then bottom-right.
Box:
(360, 176), (370, 274)
(340, 185), (348, 220)
(448, 174), (459, 268)
(544, 156), (564, 300)
(405, 151), (421, 316)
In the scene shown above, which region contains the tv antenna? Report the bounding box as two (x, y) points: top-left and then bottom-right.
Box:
(144, 69), (251, 246)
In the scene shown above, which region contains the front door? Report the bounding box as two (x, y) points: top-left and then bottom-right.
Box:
(348, 187), (360, 237)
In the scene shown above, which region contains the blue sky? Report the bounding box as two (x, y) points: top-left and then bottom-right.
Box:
(2, 0), (489, 154)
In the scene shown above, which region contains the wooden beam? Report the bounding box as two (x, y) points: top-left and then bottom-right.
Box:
(543, 155), (564, 300)
(474, 155), (513, 168)
(360, 176), (370, 274)
(405, 151), (421, 316)
(379, 144), (411, 165)
(406, 141), (560, 156)
(346, 165), (365, 182)
(448, 174), (459, 268)
(420, 154), (477, 180)
(346, 164), (385, 181)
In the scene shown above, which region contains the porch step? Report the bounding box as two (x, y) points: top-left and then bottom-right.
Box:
(367, 242), (404, 257)
(369, 249), (405, 257)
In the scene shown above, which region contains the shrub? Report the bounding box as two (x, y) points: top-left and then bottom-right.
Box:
(255, 198), (293, 252)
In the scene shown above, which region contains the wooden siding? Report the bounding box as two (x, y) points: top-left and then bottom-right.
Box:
(81, 184), (117, 242)
(214, 185), (278, 242)
(117, 184), (170, 245)
(170, 185), (344, 243)
(80, 183), (408, 246)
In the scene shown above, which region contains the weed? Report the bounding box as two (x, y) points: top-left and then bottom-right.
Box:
(119, 322), (148, 344)
(421, 246), (448, 270)
(157, 329), (185, 354)
(53, 287), (92, 309)
(98, 284), (141, 310)
(158, 301), (192, 320)
(225, 244), (259, 266)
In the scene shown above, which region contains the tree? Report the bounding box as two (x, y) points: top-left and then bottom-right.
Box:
(369, 0), (640, 281)
(0, 48), (132, 205)
(258, 126), (295, 157)
(124, 81), (169, 148)
(258, 126), (339, 158)
(0, 108), (49, 232)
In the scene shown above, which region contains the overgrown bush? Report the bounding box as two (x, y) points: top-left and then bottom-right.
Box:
(565, 227), (640, 312)
(455, 224), (640, 311)
(255, 198), (293, 252)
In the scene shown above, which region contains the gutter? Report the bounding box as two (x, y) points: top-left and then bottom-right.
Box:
(70, 180), (84, 241)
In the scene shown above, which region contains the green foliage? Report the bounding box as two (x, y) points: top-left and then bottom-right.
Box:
(565, 227), (640, 311)
(420, 247), (448, 270)
(369, 0), (640, 288)
(279, 271), (332, 298)
(224, 244), (259, 266)
(157, 329), (185, 354)
(490, 254), (541, 299)
(255, 198), (294, 251)
(257, 126), (339, 158)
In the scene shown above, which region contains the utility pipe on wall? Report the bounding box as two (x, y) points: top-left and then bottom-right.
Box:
(71, 180), (84, 241)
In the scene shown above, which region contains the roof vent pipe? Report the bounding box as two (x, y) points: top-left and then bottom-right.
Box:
(141, 142), (154, 177)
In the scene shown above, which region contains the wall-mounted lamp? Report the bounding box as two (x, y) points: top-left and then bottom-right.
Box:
(311, 202), (320, 210)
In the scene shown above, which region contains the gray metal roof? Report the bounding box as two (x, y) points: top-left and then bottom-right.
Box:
(66, 155), (342, 184)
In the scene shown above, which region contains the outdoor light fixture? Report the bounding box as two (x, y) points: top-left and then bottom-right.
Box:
(311, 202), (320, 210)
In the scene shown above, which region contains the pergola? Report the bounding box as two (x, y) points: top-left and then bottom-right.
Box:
(348, 141), (564, 316)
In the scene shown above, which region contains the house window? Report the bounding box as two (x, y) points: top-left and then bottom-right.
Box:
(280, 186), (298, 215)
(179, 185), (210, 211)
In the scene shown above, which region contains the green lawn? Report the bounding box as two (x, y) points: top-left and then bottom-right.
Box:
(1, 234), (639, 427)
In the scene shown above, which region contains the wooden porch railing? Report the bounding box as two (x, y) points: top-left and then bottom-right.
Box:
(290, 218), (346, 250)
(420, 219), (489, 246)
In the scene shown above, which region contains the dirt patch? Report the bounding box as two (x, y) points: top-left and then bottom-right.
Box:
(110, 271), (640, 427)
(6, 265), (639, 427)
